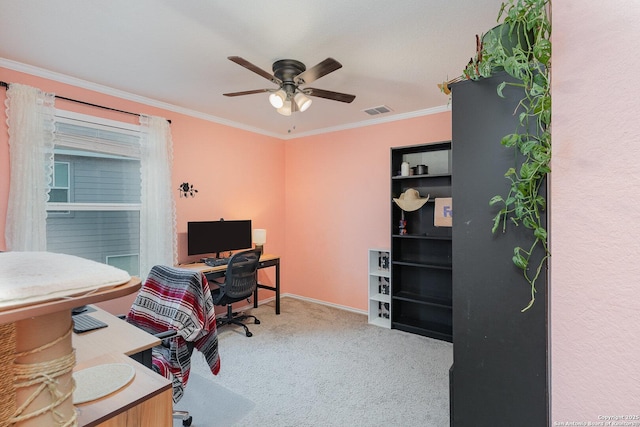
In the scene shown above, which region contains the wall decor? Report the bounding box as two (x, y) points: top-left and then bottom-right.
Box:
(178, 182), (198, 198)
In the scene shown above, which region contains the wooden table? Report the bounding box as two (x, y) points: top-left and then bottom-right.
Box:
(74, 353), (172, 427)
(0, 279), (172, 427)
(73, 306), (160, 366)
(71, 305), (171, 426)
(0, 278), (141, 325)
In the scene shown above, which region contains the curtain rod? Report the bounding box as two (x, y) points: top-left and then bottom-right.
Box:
(0, 80), (171, 124)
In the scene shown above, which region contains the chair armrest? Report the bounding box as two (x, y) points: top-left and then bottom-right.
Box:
(155, 329), (178, 349)
(208, 278), (225, 292)
(155, 330), (177, 340)
(120, 314), (176, 342)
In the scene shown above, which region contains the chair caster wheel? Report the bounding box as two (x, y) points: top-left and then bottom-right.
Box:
(255, 319), (261, 324)
(246, 331), (253, 337)
(183, 416), (193, 426)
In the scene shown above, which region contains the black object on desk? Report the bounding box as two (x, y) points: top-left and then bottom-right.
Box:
(72, 305), (97, 316)
(73, 314), (108, 333)
(72, 305), (88, 315)
(203, 257), (230, 267)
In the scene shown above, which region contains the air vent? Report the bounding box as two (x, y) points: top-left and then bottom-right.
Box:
(363, 105), (393, 116)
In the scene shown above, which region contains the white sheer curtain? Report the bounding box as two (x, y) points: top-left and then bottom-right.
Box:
(139, 115), (177, 278)
(4, 83), (55, 251)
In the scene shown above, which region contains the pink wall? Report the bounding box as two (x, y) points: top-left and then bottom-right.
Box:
(0, 67), (286, 313)
(0, 65), (449, 316)
(284, 115), (451, 311)
(551, 1), (640, 422)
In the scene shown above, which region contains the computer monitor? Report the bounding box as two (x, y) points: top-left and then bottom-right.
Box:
(187, 219), (252, 257)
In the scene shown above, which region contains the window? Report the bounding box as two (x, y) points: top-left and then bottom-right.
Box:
(50, 161), (70, 202)
(48, 161), (71, 215)
(106, 253), (140, 276)
(46, 110), (142, 276)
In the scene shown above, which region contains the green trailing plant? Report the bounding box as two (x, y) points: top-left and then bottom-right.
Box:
(448, 0), (552, 311)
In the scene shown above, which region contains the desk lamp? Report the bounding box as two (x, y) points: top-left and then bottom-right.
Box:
(253, 229), (267, 253)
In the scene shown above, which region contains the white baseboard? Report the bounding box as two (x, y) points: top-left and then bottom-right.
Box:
(281, 294), (367, 316)
(215, 293), (367, 318)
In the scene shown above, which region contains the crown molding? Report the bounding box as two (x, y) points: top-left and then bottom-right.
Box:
(284, 104), (451, 139)
(0, 58), (283, 138)
(1, 57), (450, 140)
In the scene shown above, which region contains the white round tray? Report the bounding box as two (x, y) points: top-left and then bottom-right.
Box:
(73, 363), (136, 404)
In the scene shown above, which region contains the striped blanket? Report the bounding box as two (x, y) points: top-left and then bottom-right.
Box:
(126, 265), (220, 402)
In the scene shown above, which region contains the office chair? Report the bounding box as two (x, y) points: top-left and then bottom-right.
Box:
(125, 265), (221, 427)
(210, 248), (262, 337)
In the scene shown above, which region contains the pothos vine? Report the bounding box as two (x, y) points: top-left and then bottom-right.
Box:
(449, 0), (552, 311)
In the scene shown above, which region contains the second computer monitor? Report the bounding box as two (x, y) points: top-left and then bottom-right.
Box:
(187, 219), (252, 257)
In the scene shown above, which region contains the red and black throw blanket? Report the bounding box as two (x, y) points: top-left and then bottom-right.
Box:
(126, 265), (220, 402)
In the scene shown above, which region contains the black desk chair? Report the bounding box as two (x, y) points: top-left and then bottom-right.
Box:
(211, 248), (262, 337)
(125, 265), (221, 427)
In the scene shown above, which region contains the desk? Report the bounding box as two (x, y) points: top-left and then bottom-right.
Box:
(179, 253), (281, 314)
(72, 306), (170, 426)
(73, 306), (160, 367)
(74, 353), (172, 427)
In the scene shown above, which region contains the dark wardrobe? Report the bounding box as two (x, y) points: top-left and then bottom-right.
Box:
(450, 72), (548, 426)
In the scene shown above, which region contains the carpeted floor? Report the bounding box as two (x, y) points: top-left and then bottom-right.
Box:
(173, 372), (255, 426)
(177, 297), (452, 427)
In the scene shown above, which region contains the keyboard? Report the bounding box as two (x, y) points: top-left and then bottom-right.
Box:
(73, 314), (108, 334)
(204, 257), (230, 267)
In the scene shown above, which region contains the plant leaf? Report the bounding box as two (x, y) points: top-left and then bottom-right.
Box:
(497, 81), (507, 98)
(492, 213), (502, 234)
(523, 217), (537, 230)
(530, 82), (545, 97)
(479, 60), (493, 77)
(489, 195), (504, 206)
(533, 39), (552, 64)
(520, 162), (532, 180)
(520, 140), (538, 154)
(501, 133), (520, 147)
(519, 111), (528, 125)
(534, 227), (547, 240)
(512, 248), (528, 270)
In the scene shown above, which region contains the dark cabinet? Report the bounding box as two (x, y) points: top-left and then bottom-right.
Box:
(450, 73), (548, 426)
(390, 142), (452, 342)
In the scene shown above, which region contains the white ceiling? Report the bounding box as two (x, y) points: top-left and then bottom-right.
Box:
(0, 0), (503, 138)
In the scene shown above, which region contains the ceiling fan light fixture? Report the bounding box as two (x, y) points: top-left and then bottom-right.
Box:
(226, 56), (355, 115)
(294, 92), (312, 112)
(277, 100), (292, 116)
(269, 89), (286, 108)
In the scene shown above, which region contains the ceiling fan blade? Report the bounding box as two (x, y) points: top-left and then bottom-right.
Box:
(295, 58), (342, 85)
(305, 88), (356, 103)
(223, 89), (271, 97)
(228, 56), (281, 85)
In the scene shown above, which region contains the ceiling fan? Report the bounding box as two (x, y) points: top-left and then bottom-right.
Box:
(223, 56), (356, 116)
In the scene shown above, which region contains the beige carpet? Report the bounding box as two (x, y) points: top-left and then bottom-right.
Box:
(174, 372), (255, 426)
(181, 297), (453, 427)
